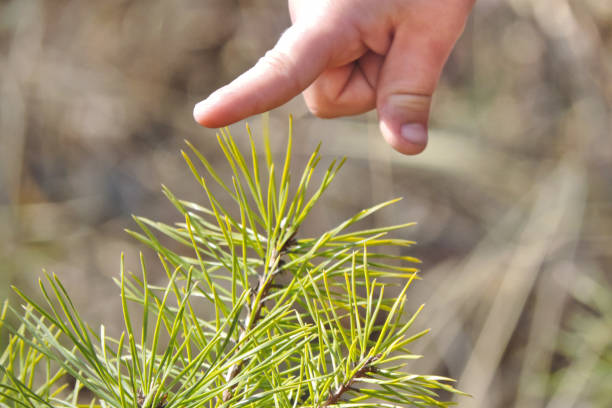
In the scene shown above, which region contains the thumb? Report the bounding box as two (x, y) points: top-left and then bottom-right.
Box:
(376, 24), (460, 155)
(194, 21), (335, 128)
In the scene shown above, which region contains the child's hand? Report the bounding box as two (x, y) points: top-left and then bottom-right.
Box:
(193, 0), (474, 155)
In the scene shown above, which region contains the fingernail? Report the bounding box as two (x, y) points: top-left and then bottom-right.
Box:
(400, 123), (427, 145)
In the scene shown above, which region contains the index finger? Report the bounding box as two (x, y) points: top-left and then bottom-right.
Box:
(193, 22), (335, 128)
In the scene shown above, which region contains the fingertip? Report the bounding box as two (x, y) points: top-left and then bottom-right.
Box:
(193, 100), (206, 126)
(193, 89), (225, 128)
(376, 93), (431, 155)
(379, 120), (428, 155)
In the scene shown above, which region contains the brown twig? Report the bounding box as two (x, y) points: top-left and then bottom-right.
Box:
(222, 232), (297, 402)
(136, 388), (168, 408)
(321, 354), (381, 407)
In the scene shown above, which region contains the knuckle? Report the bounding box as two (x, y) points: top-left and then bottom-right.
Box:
(304, 83), (376, 118)
(303, 88), (340, 118)
(305, 100), (338, 119)
(385, 93), (432, 110)
(379, 92), (432, 123)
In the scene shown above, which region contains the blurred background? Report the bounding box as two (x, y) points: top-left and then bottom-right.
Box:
(0, 0), (610, 406)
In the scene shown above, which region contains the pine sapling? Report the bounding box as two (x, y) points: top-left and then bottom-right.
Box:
(0, 117), (466, 407)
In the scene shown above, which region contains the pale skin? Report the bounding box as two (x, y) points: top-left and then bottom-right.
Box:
(193, 0), (475, 155)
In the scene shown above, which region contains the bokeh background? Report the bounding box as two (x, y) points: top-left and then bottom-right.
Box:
(1, 0), (611, 406)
